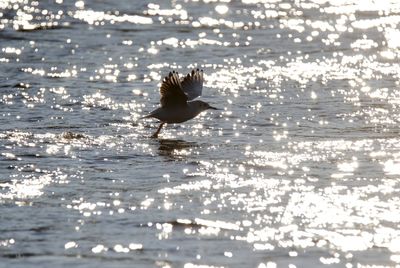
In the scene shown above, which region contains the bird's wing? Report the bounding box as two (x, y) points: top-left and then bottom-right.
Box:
(160, 71), (188, 107)
(181, 69), (204, 100)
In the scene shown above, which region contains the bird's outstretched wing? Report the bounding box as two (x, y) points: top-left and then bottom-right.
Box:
(181, 69), (203, 101)
(160, 71), (188, 107)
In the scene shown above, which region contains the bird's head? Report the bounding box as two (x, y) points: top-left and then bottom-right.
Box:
(192, 100), (219, 113)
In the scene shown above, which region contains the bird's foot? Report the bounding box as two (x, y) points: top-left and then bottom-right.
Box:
(150, 122), (165, 138)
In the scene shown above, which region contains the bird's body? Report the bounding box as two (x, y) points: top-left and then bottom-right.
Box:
(145, 100), (210, 124)
(142, 69), (217, 137)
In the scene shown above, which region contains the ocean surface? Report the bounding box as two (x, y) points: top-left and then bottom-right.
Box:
(1, 0), (400, 267)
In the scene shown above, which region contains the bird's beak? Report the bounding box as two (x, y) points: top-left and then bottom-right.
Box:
(208, 106), (219, 110)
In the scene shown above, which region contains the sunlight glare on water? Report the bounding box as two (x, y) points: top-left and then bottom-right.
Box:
(1, 0), (400, 267)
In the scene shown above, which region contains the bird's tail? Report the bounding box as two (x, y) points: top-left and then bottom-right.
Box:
(139, 114), (152, 120)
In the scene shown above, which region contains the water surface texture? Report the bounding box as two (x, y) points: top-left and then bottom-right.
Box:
(1, 0), (400, 267)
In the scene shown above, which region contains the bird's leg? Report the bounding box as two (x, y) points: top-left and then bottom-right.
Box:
(151, 122), (165, 138)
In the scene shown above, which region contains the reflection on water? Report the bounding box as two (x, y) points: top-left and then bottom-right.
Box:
(1, 0), (400, 267)
(157, 139), (198, 159)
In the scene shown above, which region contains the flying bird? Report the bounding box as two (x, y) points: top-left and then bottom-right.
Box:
(142, 69), (218, 138)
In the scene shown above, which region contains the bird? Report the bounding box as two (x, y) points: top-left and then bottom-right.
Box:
(142, 69), (218, 138)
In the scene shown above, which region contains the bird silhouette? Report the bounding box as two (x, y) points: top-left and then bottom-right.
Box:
(142, 69), (218, 138)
